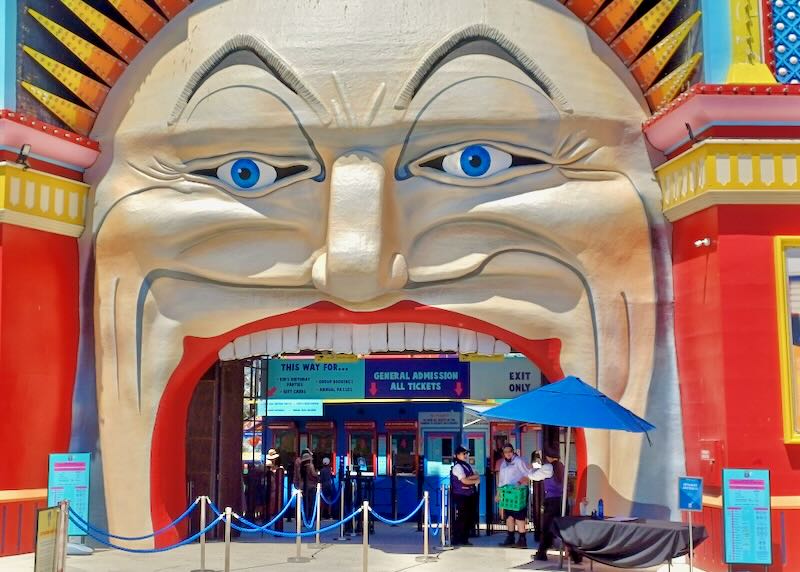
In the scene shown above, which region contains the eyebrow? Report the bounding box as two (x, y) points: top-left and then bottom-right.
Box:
(394, 24), (570, 112)
(169, 34), (330, 125)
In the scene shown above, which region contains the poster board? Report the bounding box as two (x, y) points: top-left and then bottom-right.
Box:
(722, 468), (772, 565)
(34, 506), (60, 572)
(678, 476), (703, 512)
(47, 453), (90, 537)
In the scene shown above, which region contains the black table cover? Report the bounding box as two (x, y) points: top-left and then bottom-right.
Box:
(553, 516), (708, 568)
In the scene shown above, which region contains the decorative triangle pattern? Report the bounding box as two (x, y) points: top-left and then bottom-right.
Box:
(23, 46), (109, 112)
(611, 0), (680, 66)
(60, 0), (146, 63)
(108, 0), (167, 41)
(21, 82), (97, 135)
(629, 11), (701, 91)
(645, 52), (702, 110)
(590, 0), (644, 43)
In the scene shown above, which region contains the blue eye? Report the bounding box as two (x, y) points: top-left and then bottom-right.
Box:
(228, 158), (261, 188)
(192, 158), (309, 192)
(459, 145), (492, 177)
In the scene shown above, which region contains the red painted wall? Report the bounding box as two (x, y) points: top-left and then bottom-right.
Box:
(0, 224), (79, 491)
(674, 205), (800, 571)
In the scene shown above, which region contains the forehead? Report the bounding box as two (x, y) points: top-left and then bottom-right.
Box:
(98, 0), (647, 137)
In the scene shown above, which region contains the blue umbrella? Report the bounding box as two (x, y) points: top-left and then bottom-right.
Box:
(482, 375), (655, 518)
(482, 375), (655, 433)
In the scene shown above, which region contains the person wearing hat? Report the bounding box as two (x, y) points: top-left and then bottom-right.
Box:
(298, 450), (319, 523)
(450, 445), (480, 546)
(530, 446), (578, 563)
(319, 457), (337, 519)
(264, 448), (284, 530)
(496, 443), (533, 548)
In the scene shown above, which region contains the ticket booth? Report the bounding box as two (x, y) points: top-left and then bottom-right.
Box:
(425, 432), (458, 478)
(307, 421), (336, 471)
(385, 420), (419, 476)
(345, 421), (377, 475)
(520, 423), (543, 463)
(268, 421), (298, 472)
(490, 422), (517, 472)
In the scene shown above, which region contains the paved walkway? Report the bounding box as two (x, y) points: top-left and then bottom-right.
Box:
(0, 523), (704, 572)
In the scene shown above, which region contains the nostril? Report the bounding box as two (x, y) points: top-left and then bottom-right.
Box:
(389, 253), (409, 289)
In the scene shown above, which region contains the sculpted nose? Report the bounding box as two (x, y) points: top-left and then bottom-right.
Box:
(312, 153), (408, 302)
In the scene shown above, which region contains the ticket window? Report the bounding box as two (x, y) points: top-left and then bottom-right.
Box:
(346, 422), (377, 475)
(425, 432), (457, 478)
(386, 421), (418, 476)
(465, 432), (486, 475)
(307, 422), (336, 471)
(521, 424), (543, 464)
(490, 422), (517, 472)
(270, 423), (298, 471)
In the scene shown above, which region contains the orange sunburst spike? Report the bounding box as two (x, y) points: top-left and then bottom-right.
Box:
(21, 82), (96, 136)
(629, 11), (701, 91)
(154, 0), (190, 20)
(565, 0), (608, 22)
(590, 0), (644, 43)
(611, 0), (680, 66)
(27, 9), (126, 86)
(23, 46), (109, 112)
(60, 0), (146, 63)
(645, 52), (702, 110)
(108, 0), (167, 41)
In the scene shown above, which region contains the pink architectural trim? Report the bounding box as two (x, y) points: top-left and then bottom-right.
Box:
(643, 85), (800, 157)
(0, 110), (99, 172)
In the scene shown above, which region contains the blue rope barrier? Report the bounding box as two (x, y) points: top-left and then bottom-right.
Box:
(300, 493), (318, 529)
(368, 497), (425, 525)
(208, 494), (295, 530)
(67, 499), (199, 541)
(68, 513), (224, 553)
(231, 507), (364, 537)
(320, 482), (342, 505)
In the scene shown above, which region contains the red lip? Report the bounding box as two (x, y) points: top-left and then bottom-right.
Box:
(149, 300), (568, 546)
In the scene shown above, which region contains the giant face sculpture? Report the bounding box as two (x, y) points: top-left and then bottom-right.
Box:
(86, 0), (681, 540)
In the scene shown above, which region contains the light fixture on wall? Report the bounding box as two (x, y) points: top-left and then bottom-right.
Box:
(15, 144), (32, 170)
(693, 238), (712, 248)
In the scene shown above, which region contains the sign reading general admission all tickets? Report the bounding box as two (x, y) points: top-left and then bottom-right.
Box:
(722, 468), (772, 565)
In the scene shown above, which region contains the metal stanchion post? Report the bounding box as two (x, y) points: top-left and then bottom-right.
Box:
(311, 483), (323, 548)
(56, 500), (68, 572)
(416, 491), (436, 563)
(441, 484), (446, 547)
(191, 496), (213, 572)
(288, 490), (310, 563)
(362, 501), (369, 572)
(436, 484), (453, 552)
(333, 483), (350, 541)
(688, 512), (695, 572)
(224, 507), (232, 572)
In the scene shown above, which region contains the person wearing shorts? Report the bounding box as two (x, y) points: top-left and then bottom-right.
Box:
(496, 444), (532, 548)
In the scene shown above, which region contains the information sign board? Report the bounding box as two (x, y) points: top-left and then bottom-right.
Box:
(47, 453), (90, 536)
(267, 359), (364, 399)
(364, 359), (469, 399)
(722, 468), (772, 565)
(678, 476), (703, 512)
(34, 506), (60, 572)
(266, 399), (324, 416)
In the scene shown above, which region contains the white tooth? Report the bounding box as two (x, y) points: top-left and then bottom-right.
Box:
(387, 323), (405, 351)
(423, 324), (441, 351)
(333, 323), (353, 354)
(352, 324), (371, 354)
(251, 330), (268, 356)
(298, 324), (317, 350)
(233, 334), (252, 359)
(441, 326), (459, 352)
(477, 332), (495, 355)
(459, 329), (478, 354)
(282, 326), (299, 354)
(404, 323), (424, 352)
(494, 340), (511, 355)
(369, 323), (388, 352)
(316, 323), (334, 351)
(219, 342), (236, 361)
(266, 328), (283, 355)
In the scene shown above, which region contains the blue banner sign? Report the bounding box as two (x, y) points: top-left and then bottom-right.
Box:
(678, 476), (703, 512)
(268, 359), (364, 399)
(364, 359), (470, 399)
(47, 452), (91, 536)
(722, 468), (772, 565)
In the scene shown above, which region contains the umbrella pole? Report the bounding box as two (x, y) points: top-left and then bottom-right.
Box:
(559, 427), (572, 570)
(561, 426), (571, 517)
